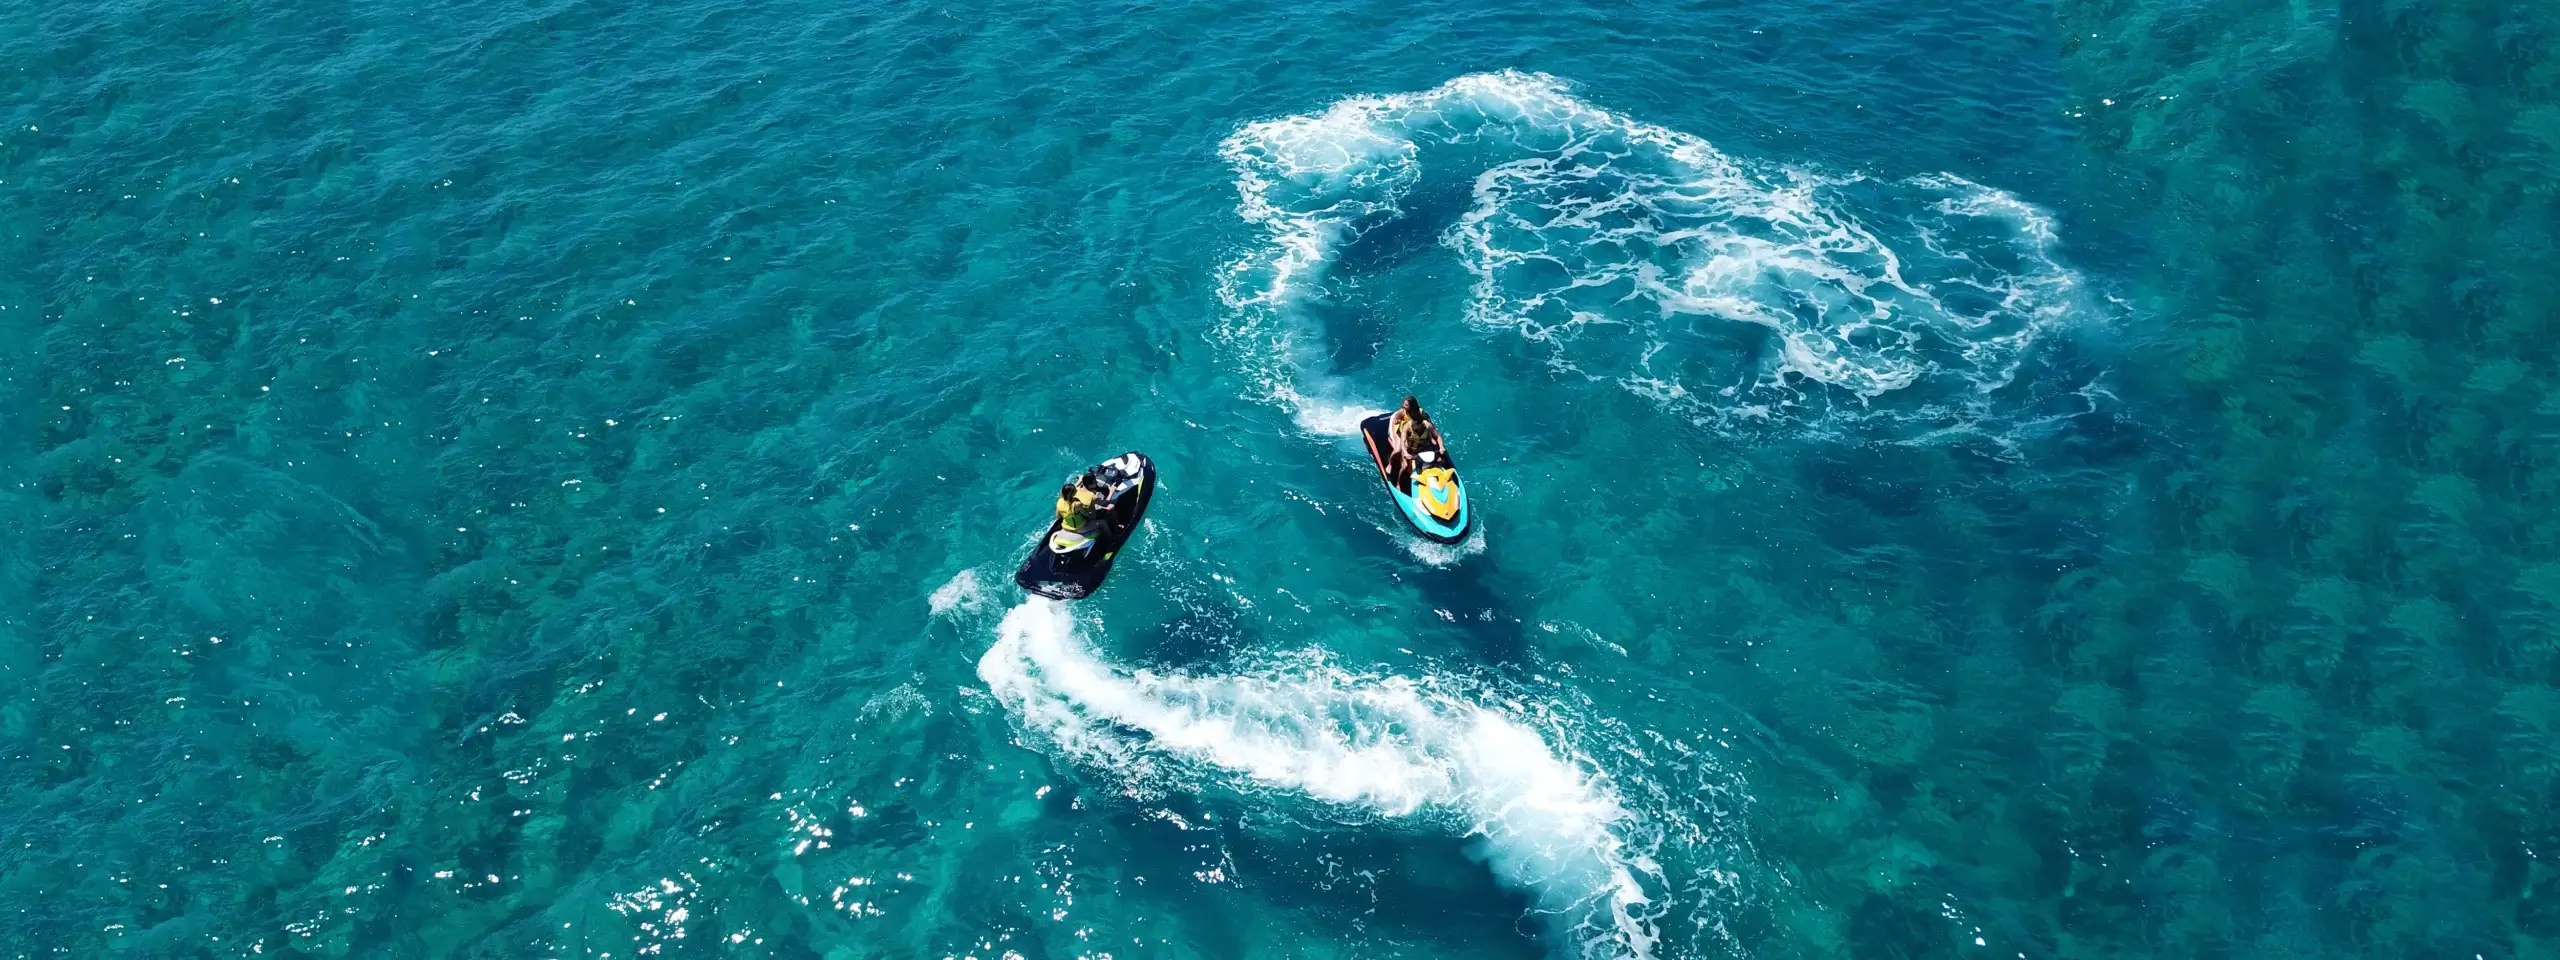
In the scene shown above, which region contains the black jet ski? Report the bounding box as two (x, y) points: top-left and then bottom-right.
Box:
(1015, 452), (1156, 600)
(1360, 412), (1471, 544)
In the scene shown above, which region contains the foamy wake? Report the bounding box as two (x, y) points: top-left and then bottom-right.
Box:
(977, 596), (1667, 957)
(1292, 396), (1386, 438)
(929, 568), (991, 617)
(1218, 71), (2092, 440)
(1390, 523), (1488, 568)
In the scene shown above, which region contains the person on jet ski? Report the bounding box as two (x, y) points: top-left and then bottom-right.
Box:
(1055, 481), (1094, 530)
(1387, 395), (1443, 483)
(1054, 474), (1114, 539)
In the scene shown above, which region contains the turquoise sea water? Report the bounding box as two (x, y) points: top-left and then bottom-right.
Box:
(11, 0), (2558, 956)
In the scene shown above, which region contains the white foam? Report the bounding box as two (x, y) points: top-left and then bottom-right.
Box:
(1219, 71), (2093, 440)
(1291, 397), (1386, 437)
(929, 569), (988, 617)
(977, 597), (1664, 956)
(1390, 523), (1488, 567)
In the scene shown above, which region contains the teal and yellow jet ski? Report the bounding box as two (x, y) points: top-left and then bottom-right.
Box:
(1016, 452), (1156, 600)
(1360, 411), (1471, 544)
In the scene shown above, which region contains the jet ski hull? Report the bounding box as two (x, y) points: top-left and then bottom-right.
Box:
(1015, 452), (1156, 600)
(1360, 414), (1471, 544)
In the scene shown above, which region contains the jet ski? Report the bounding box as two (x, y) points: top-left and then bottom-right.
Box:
(1015, 452), (1157, 600)
(1360, 412), (1471, 544)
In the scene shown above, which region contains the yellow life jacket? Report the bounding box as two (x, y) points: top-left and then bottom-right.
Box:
(1393, 412), (1436, 453)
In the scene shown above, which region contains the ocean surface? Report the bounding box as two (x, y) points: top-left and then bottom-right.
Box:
(9, 0), (2556, 956)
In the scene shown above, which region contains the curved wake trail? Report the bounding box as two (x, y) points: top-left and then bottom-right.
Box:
(976, 596), (1669, 958)
(1218, 70), (2094, 441)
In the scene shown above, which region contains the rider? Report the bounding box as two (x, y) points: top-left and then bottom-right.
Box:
(1387, 395), (1442, 482)
(1055, 480), (1098, 532)
(1054, 472), (1114, 540)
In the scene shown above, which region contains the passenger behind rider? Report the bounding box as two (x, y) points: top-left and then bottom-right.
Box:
(1387, 395), (1443, 482)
